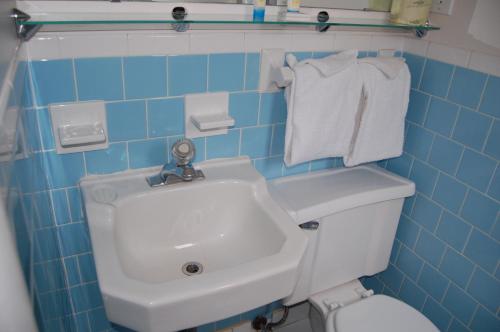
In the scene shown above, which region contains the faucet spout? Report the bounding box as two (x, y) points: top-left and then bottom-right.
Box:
(147, 139), (205, 187)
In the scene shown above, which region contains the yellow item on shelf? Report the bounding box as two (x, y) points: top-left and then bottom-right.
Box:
(390, 0), (432, 25)
(369, 0), (392, 12)
(287, 0), (301, 13)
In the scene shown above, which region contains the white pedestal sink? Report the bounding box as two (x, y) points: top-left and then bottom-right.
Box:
(81, 157), (308, 332)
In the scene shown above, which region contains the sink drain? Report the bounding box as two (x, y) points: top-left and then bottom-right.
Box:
(182, 262), (203, 276)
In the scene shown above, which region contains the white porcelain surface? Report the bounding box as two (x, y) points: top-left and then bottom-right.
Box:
(269, 166), (415, 305)
(81, 157), (308, 332)
(184, 92), (230, 138)
(335, 295), (438, 332)
(49, 101), (108, 154)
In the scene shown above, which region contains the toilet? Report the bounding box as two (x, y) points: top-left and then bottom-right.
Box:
(268, 165), (439, 332)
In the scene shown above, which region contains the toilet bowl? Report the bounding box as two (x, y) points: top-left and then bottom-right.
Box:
(269, 165), (438, 332)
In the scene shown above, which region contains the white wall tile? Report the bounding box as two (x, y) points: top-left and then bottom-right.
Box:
(244, 32), (293, 52)
(59, 32), (128, 58)
(26, 34), (61, 60)
(21, 30), (500, 79)
(404, 37), (429, 57)
(290, 33), (335, 52)
(426, 42), (471, 67)
(370, 35), (404, 52)
(190, 32), (245, 54)
(127, 32), (189, 56)
(334, 32), (372, 51)
(468, 52), (500, 77)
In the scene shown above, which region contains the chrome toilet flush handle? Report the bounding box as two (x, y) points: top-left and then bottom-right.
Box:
(299, 221), (319, 230)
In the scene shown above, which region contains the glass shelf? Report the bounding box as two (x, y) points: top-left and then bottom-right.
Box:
(18, 12), (439, 32)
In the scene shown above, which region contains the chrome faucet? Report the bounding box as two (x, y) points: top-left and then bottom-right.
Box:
(147, 139), (205, 187)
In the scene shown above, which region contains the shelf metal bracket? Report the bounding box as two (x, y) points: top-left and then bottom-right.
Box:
(415, 29), (427, 38)
(11, 8), (41, 41)
(414, 19), (430, 39)
(172, 6), (189, 32)
(316, 11), (330, 32)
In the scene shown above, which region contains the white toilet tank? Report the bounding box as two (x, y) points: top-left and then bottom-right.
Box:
(269, 166), (415, 305)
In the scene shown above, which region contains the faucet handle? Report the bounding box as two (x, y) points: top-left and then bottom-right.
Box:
(172, 139), (195, 166)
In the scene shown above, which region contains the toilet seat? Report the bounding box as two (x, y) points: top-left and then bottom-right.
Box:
(333, 295), (438, 332)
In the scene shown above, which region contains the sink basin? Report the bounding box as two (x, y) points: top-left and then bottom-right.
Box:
(81, 157), (308, 332)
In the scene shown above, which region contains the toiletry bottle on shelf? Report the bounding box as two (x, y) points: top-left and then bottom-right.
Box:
(287, 0), (301, 12)
(253, 0), (266, 21)
(390, 0), (432, 25)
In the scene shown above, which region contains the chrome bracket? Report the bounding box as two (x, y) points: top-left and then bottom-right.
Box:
(171, 6), (189, 32)
(299, 221), (320, 230)
(316, 11), (330, 33)
(11, 8), (41, 41)
(415, 28), (428, 39)
(415, 19), (431, 39)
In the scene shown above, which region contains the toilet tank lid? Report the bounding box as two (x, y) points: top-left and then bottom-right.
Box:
(268, 165), (415, 224)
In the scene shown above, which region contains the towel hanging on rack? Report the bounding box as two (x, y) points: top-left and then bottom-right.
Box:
(344, 57), (411, 166)
(284, 50), (363, 166)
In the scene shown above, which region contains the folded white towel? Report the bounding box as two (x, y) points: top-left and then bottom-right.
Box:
(301, 50), (359, 77)
(284, 50), (363, 166)
(344, 57), (411, 167)
(359, 56), (407, 79)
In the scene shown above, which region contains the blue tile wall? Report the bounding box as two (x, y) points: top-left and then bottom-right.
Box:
(75, 57), (124, 101)
(368, 52), (500, 332)
(123, 56), (167, 99)
(21, 50), (500, 332)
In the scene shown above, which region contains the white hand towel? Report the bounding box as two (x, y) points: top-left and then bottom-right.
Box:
(300, 50), (359, 77)
(284, 50), (363, 166)
(359, 56), (407, 79)
(344, 57), (411, 167)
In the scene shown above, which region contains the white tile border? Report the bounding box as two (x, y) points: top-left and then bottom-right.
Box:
(468, 52), (500, 77)
(127, 32), (189, 56)
(334, 32), (372, 51)
(190, 31), (245, 54)
(58, 32), (128, 59)
(26, 33), (61, 61)
(403, 37), (429, 57)
(426, 42), (471, 67)
(22, 29), (500, 77)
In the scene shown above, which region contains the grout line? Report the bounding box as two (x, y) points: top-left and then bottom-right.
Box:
(203, 137), (207, 161)
(467, 304), (480, 328)
(145, 99), (150, 139)
(206, 54), (210, 92)
(445, 66), (456, 100)
(448, 106), (461, 139)
(71, 58), (80, 102)
(257, 91), (262, 125)
(481, 119), (494, 154)
(485, 163), (499, 198)
(64, 188), (72, 222)
(269, 124), (276, 157)
(125, 142), (130, 169)
(238, 127), (243, 156)
(453, 147), (466, 177)
(243, 52), (248, 91)
(165, 55), (170, 96)
(417, 57), (427, 90)
(475, 74), (489, 113)
(121, 57), (126, 100)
